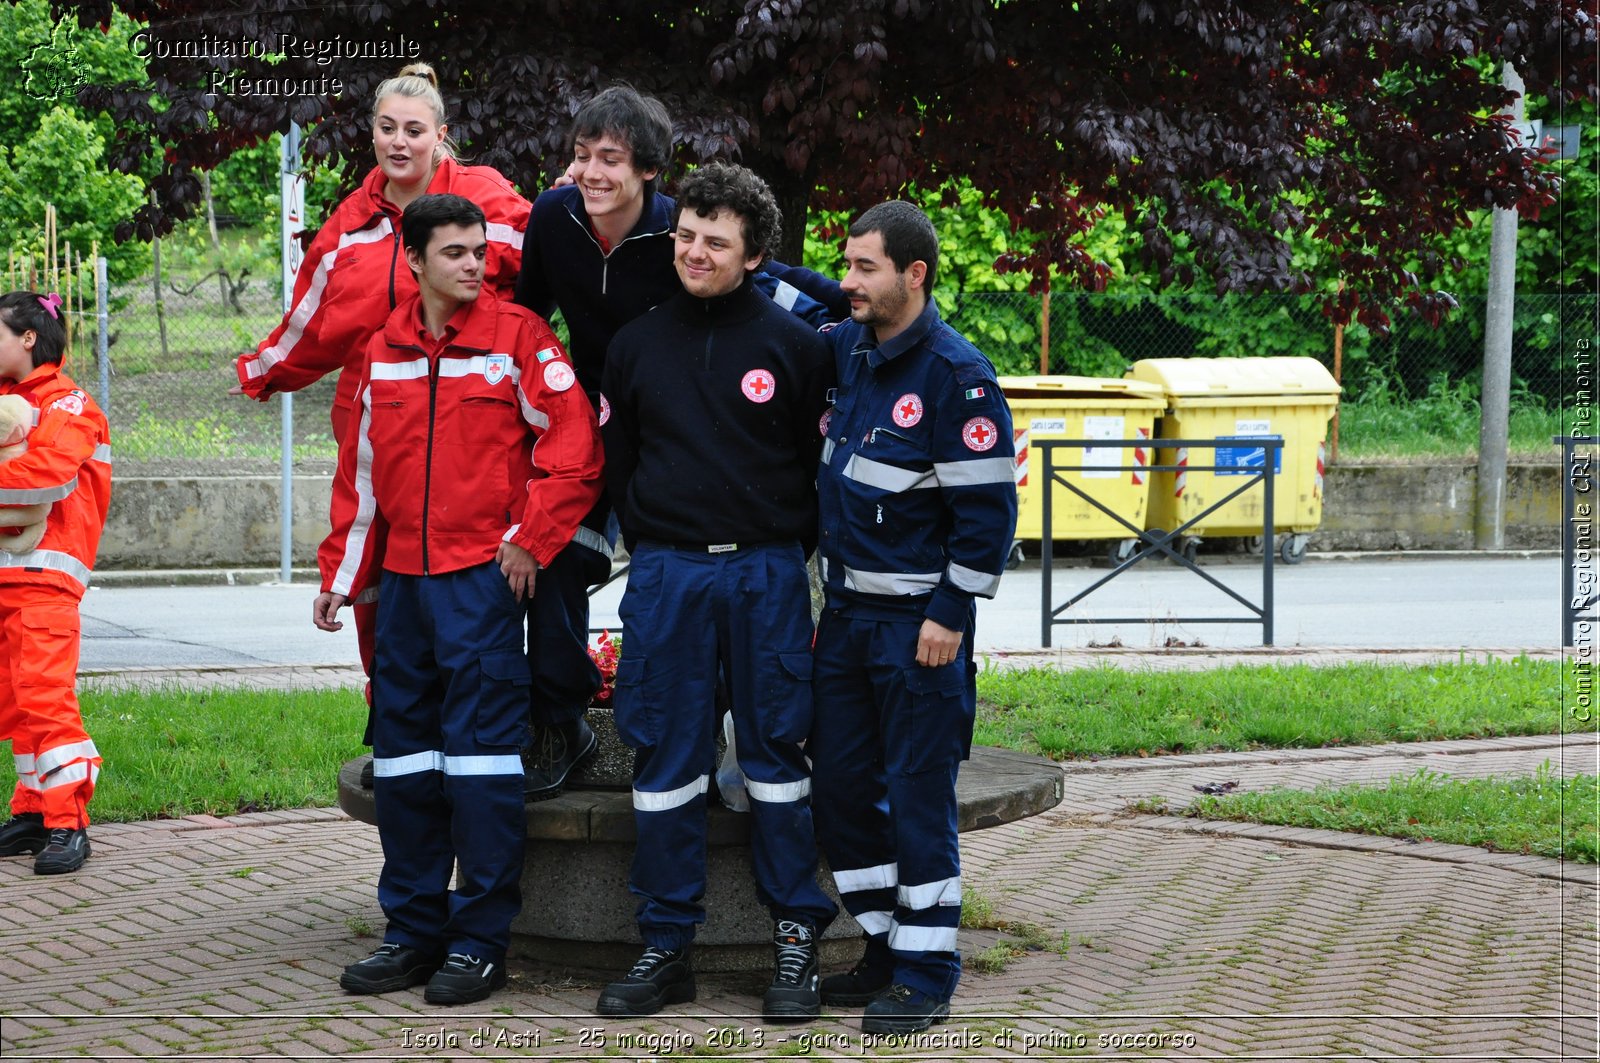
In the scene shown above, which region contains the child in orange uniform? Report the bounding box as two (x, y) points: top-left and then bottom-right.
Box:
(0, 291), (112, 875)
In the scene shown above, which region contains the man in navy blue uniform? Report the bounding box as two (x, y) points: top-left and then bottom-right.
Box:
(810, 201), (1018, 1035)
(595, 162), (837, 1021)
(512, 86), (842, 799)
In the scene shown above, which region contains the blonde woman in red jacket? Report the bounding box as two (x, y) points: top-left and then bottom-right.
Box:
(233, 62), (530, 693)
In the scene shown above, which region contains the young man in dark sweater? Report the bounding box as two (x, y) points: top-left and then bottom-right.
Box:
(595, 162), (837, 1022)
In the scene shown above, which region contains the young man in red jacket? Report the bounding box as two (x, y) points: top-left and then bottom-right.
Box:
(314, 194), (603, 1006)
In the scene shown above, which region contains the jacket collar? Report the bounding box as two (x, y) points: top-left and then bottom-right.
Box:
(866, 298), (941, 369)
(386, 286), (502, 352)
(559, 184), (673, 248)
(360, 156), (462, 219)
(3, 361), (61, 395)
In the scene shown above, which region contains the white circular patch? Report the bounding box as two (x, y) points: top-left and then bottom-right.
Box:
(741, 369), (776, 403)
(597, 393), (611, 426)
(543, 361), (575, 392)
(962, 416), (999, 452)
(51, 394), (84, 415)
(818, 408), (833, 437)
(892, 393), (923, 428)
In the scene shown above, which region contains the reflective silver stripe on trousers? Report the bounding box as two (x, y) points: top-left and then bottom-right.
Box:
(745, 777), (811, 803)
(634, 775), (708, 812)
(245, 222), (394, 379)
(889, 922), (959, 953)
(842, 454), (935, 493)
(0, 548), (92, 586)
(946, 562), (1001, 596)
(0, 475), (75, 505)
(374, 751), (444, 777)
(933, 456), (1015, 487)
(442, 754), (524, 776)
(898, 875), (961, 910)
(854, 910), (893, 935)
(571, 525), (614, 559)
(38, 760), (97, 790)
(842, 566), (942, 596)
(36, 740), (100, 777)
(833, 862), (898, 893)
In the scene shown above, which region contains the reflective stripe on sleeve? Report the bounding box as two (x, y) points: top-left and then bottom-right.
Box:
(820, 438), (835, 467)
(485, 221), (525, 252)
(933, 456), (1015, 487)
(633, 775), (709, 812)
(745, 777), (811, 804)
(833, 862), (898, 894)
(946, 562), (1001, 596)
(842, 454), (935, 493)
(90, 444), (112, 464)
(571, 525), (614, 559)
(0, 476), (75, 505)
(328, 392), (378, 598)
(898, 875), (961, 910)
(842, 566), (942, 596)
(352, 586), (379, 605)
(246, 222), (394, 379)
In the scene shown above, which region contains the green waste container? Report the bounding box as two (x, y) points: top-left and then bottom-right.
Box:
(1126, 357), (1340, 563)
(1000, 375), (1164, 562)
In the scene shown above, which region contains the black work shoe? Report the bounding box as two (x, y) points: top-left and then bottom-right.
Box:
(861, 983), (951, 1034)
(359, 759), (374, 788)
(423, 953), (507, 1005)
(33, 827), (89, 875)
(763, 920), (820, 1021)
(0, 812), (47, 856)
(522, 719), (597, 801)
(821, 936), (895, 1006)
(339, 942), (443, 994)
(596, 945), (695, 1016)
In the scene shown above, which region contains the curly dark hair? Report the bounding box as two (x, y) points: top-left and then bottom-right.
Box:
(673, 162), (783, 265)
(570, 84), (674, 191)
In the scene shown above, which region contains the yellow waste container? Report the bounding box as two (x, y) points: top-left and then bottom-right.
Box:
(1126, 357), (1340, 562)
(1001, 376), (1165, 562)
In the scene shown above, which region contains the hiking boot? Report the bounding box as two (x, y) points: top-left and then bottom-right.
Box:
(339, 942), (443, 994)
(359, 759), (374, 789)
(763, 920), (820, 1022)
(861, 983), (951, 1034)
(596, 944), (695, 1016)
(33, 827), (89, 875)
(423, 953), (507, 1005)
(522, 719), (597, 800)
(821, 935), (895, 1006)
(0, 812), (47, 856)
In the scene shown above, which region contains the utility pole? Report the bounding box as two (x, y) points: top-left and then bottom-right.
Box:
(1475, 62), (1523, 549)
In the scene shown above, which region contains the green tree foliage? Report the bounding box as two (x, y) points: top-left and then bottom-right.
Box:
(0, 106), (147, 282)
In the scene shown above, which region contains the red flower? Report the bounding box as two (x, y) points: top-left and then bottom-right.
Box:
(588, 630), (621, 707)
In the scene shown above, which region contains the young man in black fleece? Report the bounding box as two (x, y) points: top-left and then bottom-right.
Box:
(595, 162), (837, 1023)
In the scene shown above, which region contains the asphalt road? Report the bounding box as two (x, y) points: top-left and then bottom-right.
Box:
(79, 554), (1564, 673)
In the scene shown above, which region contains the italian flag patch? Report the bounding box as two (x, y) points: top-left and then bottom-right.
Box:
(965, 386), (986, 400)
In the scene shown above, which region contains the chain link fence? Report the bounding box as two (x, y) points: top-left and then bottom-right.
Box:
(83, 274), (1591, 474)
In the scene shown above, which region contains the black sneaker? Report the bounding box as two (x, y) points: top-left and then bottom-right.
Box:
(359, 759), (374, 789)
(522, 719), (597, 801)
(0, 812), (47, 856)
(763, 920), (820, 1021)
(339, 942), (443, 994)
(821, 936), (895, 1006)
(861, 983), (951, 1034)
(33, 827), (89, 875)
(423, 953), (507, 1005)
(595, 945), (695, 1016)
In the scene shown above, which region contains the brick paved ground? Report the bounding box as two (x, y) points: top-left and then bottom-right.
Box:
(2, 658), (1595, 1060)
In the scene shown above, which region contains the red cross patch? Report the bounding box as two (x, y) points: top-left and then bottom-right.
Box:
(962, 416), (998, 452)
(741, 369), (776, 403)
(892, 393), (923, 428)
(597, 393), (611, 427)
(818, 408), (833, 437)
(543, 361), (575, 392)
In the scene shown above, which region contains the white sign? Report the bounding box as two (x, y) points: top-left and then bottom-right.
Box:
(1081, 415), (1124, 479)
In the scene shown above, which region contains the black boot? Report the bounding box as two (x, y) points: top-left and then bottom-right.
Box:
(596, 944), (695, 1016)
(523, 718), (597, 800)
(339, 942), (444, 994)
(763, 920), (820, 1021)
(33, 827), (90, 875)
(862, 983), (951, 1034)
(0, 812), (47, 856)
(821, 934), (895, 1006)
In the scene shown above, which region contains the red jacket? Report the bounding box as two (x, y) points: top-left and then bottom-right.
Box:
(0, 364), (111, 596)
(320, 289), (604, 598)
(235, 156), (531, 420)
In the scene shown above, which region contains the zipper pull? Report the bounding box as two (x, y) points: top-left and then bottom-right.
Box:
(876, 504), (884, 525)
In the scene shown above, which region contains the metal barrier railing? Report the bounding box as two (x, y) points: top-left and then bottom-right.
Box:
(1558, 435), (1598, 648)
(1037, 437), (1282, 647)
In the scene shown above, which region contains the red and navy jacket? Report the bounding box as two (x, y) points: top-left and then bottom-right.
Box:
(816, 300), (1018, 631)
(0, 365), (111, 596)
(319, 289), (603, 598)
(236, 156), (530, 420)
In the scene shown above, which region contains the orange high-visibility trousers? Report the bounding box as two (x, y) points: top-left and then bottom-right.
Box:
(0, 583), (98, 828)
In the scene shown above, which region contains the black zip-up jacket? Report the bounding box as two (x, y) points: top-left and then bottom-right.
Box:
(601, 278), (835, 553)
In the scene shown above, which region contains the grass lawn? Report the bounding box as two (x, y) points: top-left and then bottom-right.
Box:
(1178, 767), (1598, 863)
(975, 656), (1582, 759)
